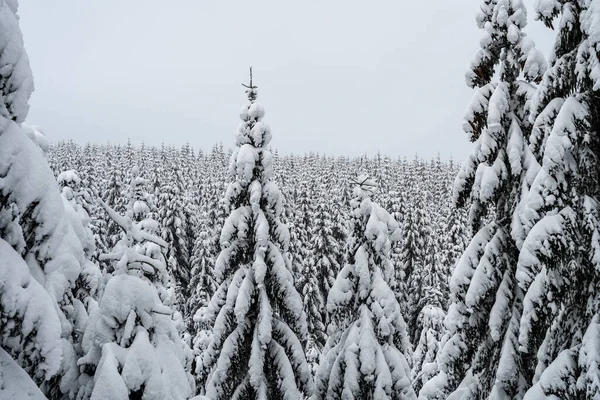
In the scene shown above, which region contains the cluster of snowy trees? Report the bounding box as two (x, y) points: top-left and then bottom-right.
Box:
(419, 0), (600, 399)
(47, 132), (468, 396)
(43, 83), (468, 398)
(2, 0), (600, 398)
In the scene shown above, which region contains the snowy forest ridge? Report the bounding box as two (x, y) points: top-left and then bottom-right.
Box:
(2, 0), (600, 399)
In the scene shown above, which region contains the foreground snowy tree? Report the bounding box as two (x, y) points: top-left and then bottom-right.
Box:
(77, 170), (193, 400)
(197, 72), (312, 399)
(0, 1), (101, 398)
(0, 239), (62, 385)
(314, 174), (416, 400)
(514, 1), (600, 398)
(0, 347), (50, 400)
(420, 0), (547, 398)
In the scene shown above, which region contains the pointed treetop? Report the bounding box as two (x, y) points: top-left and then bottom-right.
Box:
(350, 173), (377, 198)
(241, 66), (258, 102)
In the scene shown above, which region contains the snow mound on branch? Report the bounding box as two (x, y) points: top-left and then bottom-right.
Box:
(0, 348), (48, 400)
(0, 0), (34, 123)
(0, 238), (62, 380)
(22, 123), (49, 155)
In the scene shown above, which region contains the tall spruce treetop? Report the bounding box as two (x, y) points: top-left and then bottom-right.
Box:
(314, 174), (416, 400)
(421, 1), (547, 399)
(198, 70), (312, 399)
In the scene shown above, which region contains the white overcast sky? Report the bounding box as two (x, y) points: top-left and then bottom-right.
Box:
(18, 0), (554, 159)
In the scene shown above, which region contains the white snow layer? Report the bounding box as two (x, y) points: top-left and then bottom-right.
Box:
(0, 238), (62, 379)
(0, 348), (48, 400)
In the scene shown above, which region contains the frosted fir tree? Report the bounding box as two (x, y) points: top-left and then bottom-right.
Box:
(439, 158), (470, 280)
(0, 1), (101, 397)
(401, 172), (431, 343)
(411, 225), (449, 394)
(158, 160), (192, 299)
(0, 238), (62, 386)
(102, 164), (125, 249)
(389, 160), (407, 290)
(301, 257), (326, 378)
(187, 158), (228, 332)
(58, 170), (97, 260)
(328, 163), (350, 270)
(291, 171), (316, 294)
(437, 200), (469, 285)
(187, 147), (229, 360)
(314, 174), (416, 400)
(186, 144), (229, 360)
(410, 202), (468, 390)
(420, 1), (547, 399)
(124, 166), (179, 308)
(180, 143), (201, 263)
(512, 1), (600, 398)
(187, 205), (220, 362)
(187, 227), (218, 351)
(423, 157), (460, 309)
(78, 172), (193, 400)
(197, 70), (312, 399)
(411, 305), (446, 395)
(302, 177), (344, 374)
(57, 169), (104, 358)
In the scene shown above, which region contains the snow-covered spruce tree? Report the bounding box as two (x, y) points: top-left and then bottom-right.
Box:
(0, 1), (102, 397)
(188, 227), (218, 353)
(187, 202), (221, 362)
(125, 166), (179, 308)
(78, 177), (193, 400)
(437, 158), (470, 282)
(401, 174), (431, 344)
(438, 199), (469, 284)
(411, 305), (446, 396)
(302, 177), (343, 375)
(180, 142), (201, 266)
(301, 253), (326, 378)
(89, 146), (114, 260)
(510, 2), (600, 398)
(197, 72), (312, 399)
(314, 174), (416, 400)
(291, 170), (315, 295)
(187, 162), (228, 332)
(187, 154), (228, 360)
(419, 1), (547, 399)
(410, 158), (466, 390)
(329, 163), (349, 270)
(102, 160), (125, 250)
(0, 237), (63, 386)
(389, 159), (407, 293)
(411, 223), (448, 394)
(158, 159), (192, 300)
(57, 169), (104, 353)
(58, 170), (97, 260)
